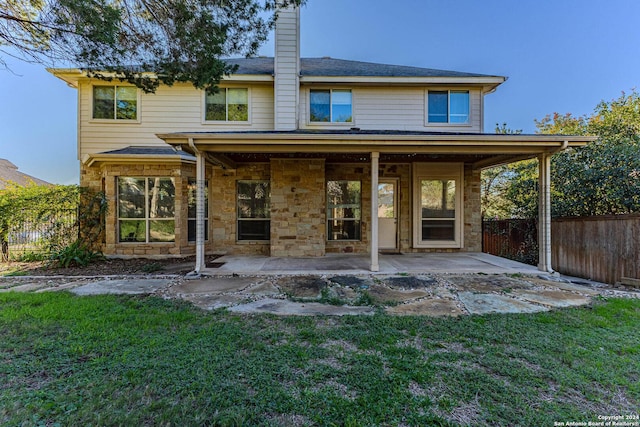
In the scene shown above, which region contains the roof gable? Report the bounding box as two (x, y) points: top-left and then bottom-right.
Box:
(0, 159), (51, 190)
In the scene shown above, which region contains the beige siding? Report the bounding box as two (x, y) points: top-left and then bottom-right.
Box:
(80, 81), (487, 158)
(299, 86), (483, 132)
(78, 81), (274, 158)
(273, 7), (300, 130)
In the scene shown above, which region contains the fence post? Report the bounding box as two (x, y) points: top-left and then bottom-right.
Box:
(1, 239), (7, 262)
(0, 218), (7, 262)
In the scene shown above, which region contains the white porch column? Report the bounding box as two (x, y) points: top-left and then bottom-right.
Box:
(537, 152), (553, 273)
(194, 148), (206, 273)
(370, 152), (380, 272)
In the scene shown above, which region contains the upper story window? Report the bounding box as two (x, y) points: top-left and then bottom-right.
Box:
(310, 89), (352, 123)
(205, 88), (249, 122)
(93, 86), (138, 120)
(427, 90), (469, 124)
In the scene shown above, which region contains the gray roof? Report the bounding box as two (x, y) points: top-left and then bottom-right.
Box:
(224, 57), (500, 78)
(100, 146), (196, 159)
(0, 159), (50, 190)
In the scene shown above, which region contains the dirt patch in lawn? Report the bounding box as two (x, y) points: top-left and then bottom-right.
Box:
(0, 256), (203, 277)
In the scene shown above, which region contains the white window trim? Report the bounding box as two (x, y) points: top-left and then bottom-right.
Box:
(307, 88), (355, 126)
(424, 89), (471, 127)
(90, 84), (141, 124)
(117, 177), (175, 244)
(412, 163), (464, 249)
(202, 87), (251, 125)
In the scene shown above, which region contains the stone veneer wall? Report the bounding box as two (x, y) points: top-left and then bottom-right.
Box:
(463, 165), (482, 252)
(79, 159), (482, 258)
(270, 159), (326, 257)
(211, 163), (271, 256)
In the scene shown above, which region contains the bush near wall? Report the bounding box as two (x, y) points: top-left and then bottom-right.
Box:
(0, 184), (106, 261)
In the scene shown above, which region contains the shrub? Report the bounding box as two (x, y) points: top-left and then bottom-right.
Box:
(49, 241), (104, 268)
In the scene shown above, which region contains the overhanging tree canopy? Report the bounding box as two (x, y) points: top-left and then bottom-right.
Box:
(482, 90), (640, 219)
(1, 0), (304, 93)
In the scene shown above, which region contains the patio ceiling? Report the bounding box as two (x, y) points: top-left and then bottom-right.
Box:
(157, 130), (596, 170)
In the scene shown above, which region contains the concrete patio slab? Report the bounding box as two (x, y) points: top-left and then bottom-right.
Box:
(228, 298), (376, 316)
(72, 278), (174, 295)
(512, 290), (591, 308)
(206, 253), (541, 276)
(457, 292), (547, 315)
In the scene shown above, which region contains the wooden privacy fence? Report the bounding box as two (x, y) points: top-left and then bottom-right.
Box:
(482, 219), (538, 266)
(552, 214), (640, 285)
(483, 215), (640, 284)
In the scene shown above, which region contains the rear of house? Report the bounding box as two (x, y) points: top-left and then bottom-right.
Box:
(49, 7), (590, 272)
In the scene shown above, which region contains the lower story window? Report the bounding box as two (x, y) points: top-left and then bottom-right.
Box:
(327, 180), (361, 240)
(237, 181), (270, 241)
(413, 163), (463, 248)
(118, 177), (175, 243)
(188, 178), (209, 242)
(420, 179), (456, 241)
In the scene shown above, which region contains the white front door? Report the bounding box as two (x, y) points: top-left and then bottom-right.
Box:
(378, 179), (398, 250)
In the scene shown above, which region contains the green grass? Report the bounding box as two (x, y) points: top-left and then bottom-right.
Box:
(0, 293), (638, 426)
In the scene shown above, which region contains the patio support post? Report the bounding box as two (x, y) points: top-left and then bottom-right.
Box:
(370, 152), (380, 272)
(190, 138), (206, 274)
(537, 152), (553, 273)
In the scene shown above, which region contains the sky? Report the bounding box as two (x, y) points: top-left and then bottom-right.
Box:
(1, 0), (639, 184)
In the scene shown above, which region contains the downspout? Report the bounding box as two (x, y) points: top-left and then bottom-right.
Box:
(550, 140), (569, 154)
(188, 138), (206, 274)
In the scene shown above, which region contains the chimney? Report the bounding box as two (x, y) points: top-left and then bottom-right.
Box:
(274, 6), (300, 130)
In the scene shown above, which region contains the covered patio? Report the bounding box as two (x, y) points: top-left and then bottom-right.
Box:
(157, 130), (595, 275)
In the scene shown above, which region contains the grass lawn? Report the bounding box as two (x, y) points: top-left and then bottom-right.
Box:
(0, 293), (638, 426)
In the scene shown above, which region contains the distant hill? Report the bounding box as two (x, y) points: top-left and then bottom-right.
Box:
(0, 159), (51, 190)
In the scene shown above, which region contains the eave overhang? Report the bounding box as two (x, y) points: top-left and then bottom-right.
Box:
(82, 152), (196, 168)
(299, 76), (506, 93)
(47, 68), (273, 87)
(48, 68), (504, 91)
(157, 131), (596, 169)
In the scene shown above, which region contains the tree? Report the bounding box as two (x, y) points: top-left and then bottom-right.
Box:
(483, 90), (640, 219)
(539, 90), (640, 216)
(481, 123), (526, 218)
(1, 0), (304, 93)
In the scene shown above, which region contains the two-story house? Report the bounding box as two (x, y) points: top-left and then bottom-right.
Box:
(50, 7), (592, 273)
